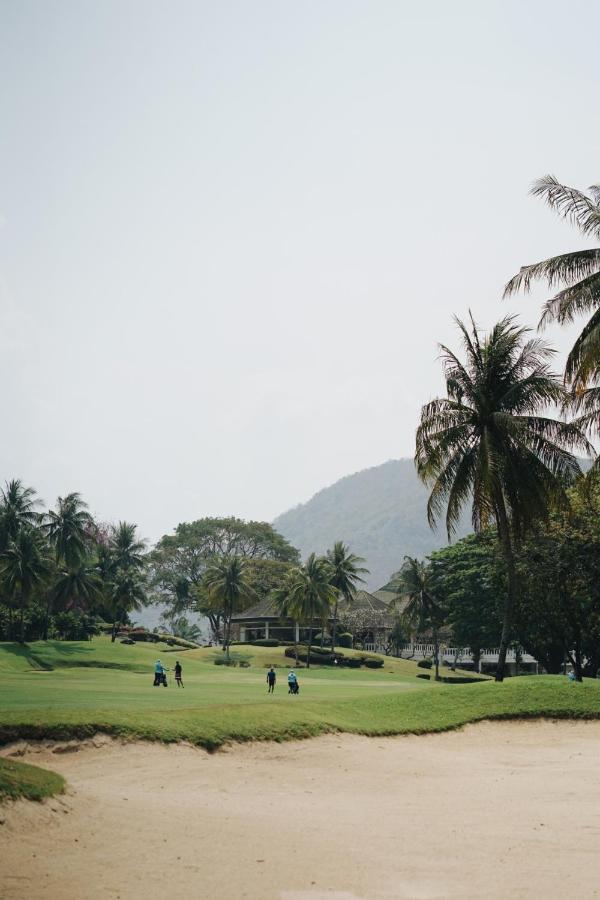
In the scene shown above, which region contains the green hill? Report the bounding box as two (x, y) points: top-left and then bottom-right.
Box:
(273, 458), (472, 590)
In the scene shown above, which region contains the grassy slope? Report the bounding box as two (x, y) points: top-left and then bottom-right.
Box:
(0, 757), (65, 802)
(0, 638), (598, 751)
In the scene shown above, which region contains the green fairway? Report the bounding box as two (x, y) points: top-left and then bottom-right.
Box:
(0, 638), (599, 751)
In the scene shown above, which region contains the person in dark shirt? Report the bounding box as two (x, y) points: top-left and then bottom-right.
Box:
(174, 660), (184, 688)
(266, 667), (276, 693)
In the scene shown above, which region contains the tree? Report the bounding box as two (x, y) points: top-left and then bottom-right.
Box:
(398, 557), (443, 680)
(428, 533), (502, 672)
(203, 556), (256, 660)
(52, 565), (104, 616)
(504, 177), (600, 456)
(104, 523), (147, 640)
(0, 480), (41, 551)
(149, 518), (299, 638)
(42, 492), (94, 639)
(111, 571), (147, 637)
(415, 315), (589, 680)
(272, 569), (302, 664)
(0, 527), (52, 643)
(325, 542), (368, 651)
(158, 615), (203, 643)
(282, 554), (336, 668)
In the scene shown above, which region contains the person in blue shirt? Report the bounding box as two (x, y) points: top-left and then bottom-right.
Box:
(266, 667), (276, 693)
(287, 670), (299, 694)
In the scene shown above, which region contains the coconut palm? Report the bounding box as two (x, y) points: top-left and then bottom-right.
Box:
(415, 315), (590, 681)
(110, 571), (147, 638)
(110, 522), (146, 573)
(504, 176), (600, 436)
(325, 542), (368, 651)
(0, 480), (41, 550)
(43, 493), (92, 568)
(283, 554), (336, 668)
(203, 556), (255, 660)
(273, 569), (302, 664)
(398, 557), (442, 680)
(52, 565), (104, 614)
(0, 527), (52, 643)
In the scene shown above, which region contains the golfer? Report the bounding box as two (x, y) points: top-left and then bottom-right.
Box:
(267, 667), (276, 693)
(174, 660), (184, 688)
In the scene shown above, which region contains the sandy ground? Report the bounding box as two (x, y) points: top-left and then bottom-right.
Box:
(1, 721), (600, 900)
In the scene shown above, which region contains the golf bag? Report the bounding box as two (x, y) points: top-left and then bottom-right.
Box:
(288, 680), (299, 694)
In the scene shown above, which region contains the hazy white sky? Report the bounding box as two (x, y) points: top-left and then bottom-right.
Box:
(1, 0), (598, 543)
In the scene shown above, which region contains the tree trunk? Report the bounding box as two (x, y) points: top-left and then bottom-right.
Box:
(306, 626), (313, 669)
(19, 591), (26, 644)
(330, 597), (339, 651)
(495, 497), (517, 683)
(433, 627), (440, 681)
(111, 621), (118, 642)
(472, 647), (481, 673)
(43, 594), (52, 641)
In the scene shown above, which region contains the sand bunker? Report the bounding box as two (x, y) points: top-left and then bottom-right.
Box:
(1, 720), (600, 900)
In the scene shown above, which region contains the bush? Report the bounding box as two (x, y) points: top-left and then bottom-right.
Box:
(336, 632), (353, 649)
(340, 657), (362, 668)
(129, 629), (160, 643)
(363, 658), (384, 669)
(212, 651), (251, 667)
(416, 673), (431, 680)
(284, 646), (343, 666)
(250, 638), (280, 647)
(439, 675), (483, 684)
(157, 633), (200, 650)
(417, 658), (433, 669)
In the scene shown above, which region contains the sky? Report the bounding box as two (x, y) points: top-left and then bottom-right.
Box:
(1, 0), (599, 544)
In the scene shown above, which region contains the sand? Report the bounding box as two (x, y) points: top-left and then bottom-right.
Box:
(1, 721), (600, 900)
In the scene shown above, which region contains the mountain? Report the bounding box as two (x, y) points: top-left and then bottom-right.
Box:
(273, 458), (472, 591)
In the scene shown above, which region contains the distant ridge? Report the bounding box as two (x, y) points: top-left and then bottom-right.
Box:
(273, 458), (472, 591)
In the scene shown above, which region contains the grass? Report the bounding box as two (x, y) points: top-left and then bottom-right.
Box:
(0, 637), (598, 752)
(0, 757), (65, 802)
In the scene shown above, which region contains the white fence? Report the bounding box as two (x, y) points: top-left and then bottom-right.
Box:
(395, 643), (538, 670)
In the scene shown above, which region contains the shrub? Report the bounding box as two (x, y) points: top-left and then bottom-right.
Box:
(340, 657), (362, 668)
(417, 658), (433, 669)
(284, 646), (343, 666)
(416, 673), (431, 680)
(363, 658), (384, 669)
(439, 675), (483, 684)
(212, 651), (251, 667)
(157, 633), (200, 650)
(250, 638), (280, 647)
(336, 632), (353, 649)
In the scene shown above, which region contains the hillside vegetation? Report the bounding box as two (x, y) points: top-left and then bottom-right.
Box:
(274, 459), (471, 590)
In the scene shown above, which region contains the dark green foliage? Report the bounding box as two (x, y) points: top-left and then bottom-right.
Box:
(418, 658), (433, 669)
(341, 657), (362, 668)
(416, 673), (431, 680)
(337, 632), (353, 648)
(363, 658), (384, 668)
(250, 638), (280, 647)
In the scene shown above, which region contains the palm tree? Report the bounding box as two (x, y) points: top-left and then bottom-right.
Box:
(504, 176), (600, 440)
(110, 522), (146, 573)
(0, 527), (52, 643)
(52, 565), (104, 614)
(398, 557), (442, 680)
(273, 569), (302, 664)
(326, 541), (368, 651)
(283, 554), (336, 668)
(44, 493), (92, 568)
(415, 315), (590, 681)
(110, 572), (147, 639)
(42, 493), (94, 639)
(0, 480), (41, 550)
(203, 556), (255, 660)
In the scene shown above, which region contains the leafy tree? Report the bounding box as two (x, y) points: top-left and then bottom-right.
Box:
(149, 518), (299, 638)
(515, 480), (600, 680)
(110, 571), (147, 637)
(0, 527), (52, 643)
(398, 557), (443, 680)
(272, 569), (302, 664)
(281, 554), (336, 668)
(338, 606), (390, 650)
(415, 314), (588, 680)
(504, 177), (600, 422)
(203, 556), (256, 660)
(52, 565), (104, 616)
(428, 533), (501, 672)
(325, 541), (368, 651)
(158, 614), (203, 643)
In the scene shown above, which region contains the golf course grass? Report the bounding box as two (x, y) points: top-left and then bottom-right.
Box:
(0, 756), (65, 802)
(0, 637), (599, 761)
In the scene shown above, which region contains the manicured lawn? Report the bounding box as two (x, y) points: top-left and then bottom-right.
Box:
(0, 757), (65, 802)
(0, 638), (598, 751)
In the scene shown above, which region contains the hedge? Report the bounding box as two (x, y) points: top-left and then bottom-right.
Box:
(336, 632), (353, 649)
(363, 658), (384, 669)
(250, 638), (280, 647)
(417, 658), (433, 669)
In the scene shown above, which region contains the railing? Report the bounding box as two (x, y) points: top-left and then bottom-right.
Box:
(397, 643), (538, 664)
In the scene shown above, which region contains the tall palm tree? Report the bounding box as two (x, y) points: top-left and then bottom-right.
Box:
(326, 542), (368, 651)
(273, 569), (302, 664)
(110, 522), (146, 573)
(44, 493), (92, 568)
(52, 565), (104, 614)
(0, 527), (52, 643)
(504, 176), (600, 440)
(42, 493), (94, 639)
(284, 554), (336, 668)
(0, 480), (41, 550)
(415, 315), (590, 681)
(398, 557), (442, 680)
(203, 556), (255, 660)
(110, 572), (147, 639)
